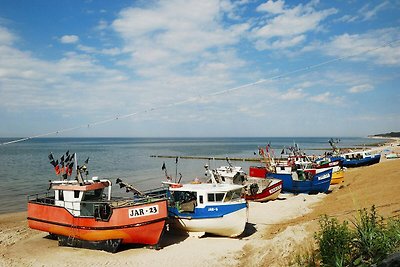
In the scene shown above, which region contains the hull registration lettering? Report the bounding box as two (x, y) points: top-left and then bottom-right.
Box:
(129, 205), (159, 218)
(318, 173), (330, 181)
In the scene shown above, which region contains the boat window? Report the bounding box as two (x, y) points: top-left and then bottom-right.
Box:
(227, 190), (241, 202)
(207, 193), (225, 202)
(74, 190), (80, 199)
(173, 191), (197, 213)
(59, 190), (64, 201)
(216, 193), (224, 202)
(82, 189), (103, 201)
(199, 195), (203, 204)
(280, 167), (285, 171)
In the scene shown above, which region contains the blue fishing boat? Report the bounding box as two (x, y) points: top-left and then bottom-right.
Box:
(267, 168), (332, 194)
(337, 150), (381, 168)
(166, 182), (247, 237)
(325, 139), (381, 168)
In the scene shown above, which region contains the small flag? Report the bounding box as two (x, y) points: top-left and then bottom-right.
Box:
(162, 162), (166, 170)
(48, 153), (54, 161)
(54, 160), (61, 175)
(84, 157), (89, 164)
(281, 148), (285, 155)
(67, 162), (74, 176)
(175, 157), (178, 164)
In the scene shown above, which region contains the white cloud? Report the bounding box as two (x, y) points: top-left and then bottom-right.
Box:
(0, 25), (15, 45)
(322, 28), (400, 66)
(256, 0), (285, 14)
(251, 1), (336, 50)
(0, 26), (131, 115)
(60, 35), (79, 44)
(108, 0), (250, 113)
(348, 84), (374, 94)
(310, 92), (331, 103)
(279, 88), (306, 100)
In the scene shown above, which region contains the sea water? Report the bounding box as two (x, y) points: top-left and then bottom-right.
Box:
(0, 137), (383, 214)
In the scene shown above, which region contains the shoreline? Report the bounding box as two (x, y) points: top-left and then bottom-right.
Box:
(1, 140), (399, 266)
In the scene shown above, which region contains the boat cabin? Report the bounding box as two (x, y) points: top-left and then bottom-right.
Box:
(168, 184), (244, 213)
(50, 177), (112, 217)
(342, 150), (372, 160)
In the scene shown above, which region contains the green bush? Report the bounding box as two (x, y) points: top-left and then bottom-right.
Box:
(351, 206), (393, 265)
(316, 215), (352, 267)
(296, 206), (400, 267)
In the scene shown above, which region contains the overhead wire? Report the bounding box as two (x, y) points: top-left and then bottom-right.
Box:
(1, 38), (399, 146)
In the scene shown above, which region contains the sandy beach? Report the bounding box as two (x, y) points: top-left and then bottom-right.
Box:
(1, 140), (399, 267)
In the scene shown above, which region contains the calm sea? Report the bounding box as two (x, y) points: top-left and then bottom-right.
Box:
(0, 137), (383, 214)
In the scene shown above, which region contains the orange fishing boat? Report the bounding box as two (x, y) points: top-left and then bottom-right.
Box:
(27, 153), (168, 252)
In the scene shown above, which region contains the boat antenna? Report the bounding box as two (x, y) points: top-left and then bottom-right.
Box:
(175, 157), (178, 183)
(161, 162), (171, 181)
(226, 157), (233, 168)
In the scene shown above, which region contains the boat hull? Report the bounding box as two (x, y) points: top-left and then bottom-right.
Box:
(27, 199), (168, 246)
(168, 203), (247, 237)
(342, 154), (381, 167)
(267, 169), (332, 193)
(331, 169), (345, 184)
(244, 179), (282, 202)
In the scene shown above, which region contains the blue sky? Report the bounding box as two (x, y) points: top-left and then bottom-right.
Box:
(0, 0), (399, 138)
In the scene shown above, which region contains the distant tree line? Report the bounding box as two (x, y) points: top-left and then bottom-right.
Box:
(373, 132), (400, 137)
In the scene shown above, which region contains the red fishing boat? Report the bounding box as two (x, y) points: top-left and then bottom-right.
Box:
(27, 153), (168, 252)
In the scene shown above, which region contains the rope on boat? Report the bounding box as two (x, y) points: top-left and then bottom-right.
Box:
(1, 38), (400, 146)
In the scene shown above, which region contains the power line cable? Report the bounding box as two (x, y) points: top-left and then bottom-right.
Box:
(1, 38), (399, 146)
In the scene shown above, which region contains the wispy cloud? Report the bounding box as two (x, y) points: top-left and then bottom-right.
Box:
(309, 92), (332, 103)
(60, 35), (79, 44)
(359, 1), (389, 21)
(348, 84), (374, 94)
(251, 1), (337, 50)
(321, 28), (400, 66)
(279, 88), (306, 100)
(336, 1), (389, 23)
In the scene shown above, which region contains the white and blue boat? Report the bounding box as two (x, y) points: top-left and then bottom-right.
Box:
(336, 150), (381, 168)
(167, 182), (247, 237)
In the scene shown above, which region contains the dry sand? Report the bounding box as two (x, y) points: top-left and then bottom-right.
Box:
(1, 140), (399, 267)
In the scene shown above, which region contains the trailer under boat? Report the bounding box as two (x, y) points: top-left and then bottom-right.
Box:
(27, 157), (168, 252)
